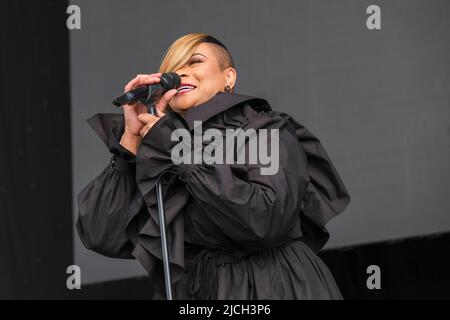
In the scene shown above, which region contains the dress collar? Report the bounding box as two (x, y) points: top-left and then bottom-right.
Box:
(182, 92), (271, 130)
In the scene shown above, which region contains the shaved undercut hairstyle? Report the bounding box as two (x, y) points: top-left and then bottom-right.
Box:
(159, 33), (236, 84)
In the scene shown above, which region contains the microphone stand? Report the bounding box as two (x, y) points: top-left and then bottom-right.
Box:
(144, 98), (173, 300)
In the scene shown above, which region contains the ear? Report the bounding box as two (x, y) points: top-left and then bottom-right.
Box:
(224, 67), (237, 89)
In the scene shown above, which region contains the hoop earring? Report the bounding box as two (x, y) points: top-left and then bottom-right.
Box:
(225, 85), (231, 93)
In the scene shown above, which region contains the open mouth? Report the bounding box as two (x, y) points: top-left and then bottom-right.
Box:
(176, 84), (197, 95)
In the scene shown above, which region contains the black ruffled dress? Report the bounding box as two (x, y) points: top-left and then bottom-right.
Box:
(76, 92), (351, 299)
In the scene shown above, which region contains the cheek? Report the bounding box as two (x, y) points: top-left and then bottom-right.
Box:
(197, 66), (224, 89)
(199, 75), (224, 92)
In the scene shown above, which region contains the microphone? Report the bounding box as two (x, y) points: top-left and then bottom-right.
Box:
(112, 72), (181, 107)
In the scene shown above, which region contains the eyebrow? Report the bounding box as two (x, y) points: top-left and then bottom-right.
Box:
(191, 53), (207, 59)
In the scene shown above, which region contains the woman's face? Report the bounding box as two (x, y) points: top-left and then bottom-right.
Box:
(168, 43), (236, 113)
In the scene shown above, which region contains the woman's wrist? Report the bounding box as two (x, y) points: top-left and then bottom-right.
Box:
(120, 131), (142, 155)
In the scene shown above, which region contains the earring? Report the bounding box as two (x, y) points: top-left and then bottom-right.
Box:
(225, 85), (231, 93)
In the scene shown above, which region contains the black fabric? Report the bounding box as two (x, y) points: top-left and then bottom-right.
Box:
(76, 91), (351, 299)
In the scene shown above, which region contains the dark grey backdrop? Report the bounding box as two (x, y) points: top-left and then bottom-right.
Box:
(70, 0), (450, 284)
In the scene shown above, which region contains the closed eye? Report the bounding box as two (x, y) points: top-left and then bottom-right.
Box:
(189, 59), (203, 65)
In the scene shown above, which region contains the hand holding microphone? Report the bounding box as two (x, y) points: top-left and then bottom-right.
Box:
(113, 72), (181, 108)
(118, 72), (180, 136)
(116, 72), (180, 154)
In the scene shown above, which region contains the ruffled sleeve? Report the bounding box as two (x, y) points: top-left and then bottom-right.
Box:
(76, 112), (192, 296)
(280, 113), (351, 252)
(179, 111), (311, 252)
(131, 113), (192, 294)
(75, 113), (139, 258)
(86, 113), (137, 169)
(76, 158), (137, 258)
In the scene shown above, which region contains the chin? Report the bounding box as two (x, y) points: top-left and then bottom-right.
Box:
(171, 94), (200, 111)
(170, 100), (195, 113)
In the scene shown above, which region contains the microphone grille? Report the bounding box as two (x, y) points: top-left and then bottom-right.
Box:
(160, 72), (181, 90)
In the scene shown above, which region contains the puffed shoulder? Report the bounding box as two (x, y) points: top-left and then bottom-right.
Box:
(278, 112), (351, 251)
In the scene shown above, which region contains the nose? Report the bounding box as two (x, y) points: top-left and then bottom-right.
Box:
(176, 72), (191, 85)
(175, 64), (191, 79)
(176, 71), (188, 79)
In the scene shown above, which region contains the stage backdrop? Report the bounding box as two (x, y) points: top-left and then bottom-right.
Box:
(70, 0), (450, 284)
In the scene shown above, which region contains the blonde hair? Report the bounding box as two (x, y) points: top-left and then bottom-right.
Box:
(158, 33), (235, 82)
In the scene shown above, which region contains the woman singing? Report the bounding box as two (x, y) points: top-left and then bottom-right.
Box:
(76, 33), (351, 299)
